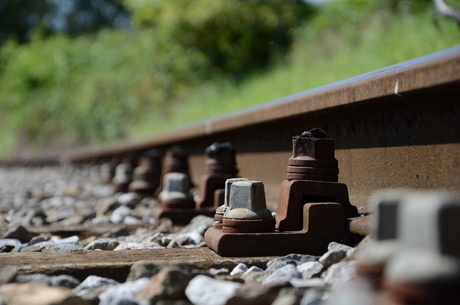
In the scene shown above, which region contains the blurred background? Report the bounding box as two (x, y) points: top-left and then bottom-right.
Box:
(0, 0), (459, 157)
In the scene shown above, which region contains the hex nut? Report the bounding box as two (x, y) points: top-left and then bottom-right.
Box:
(223, 180), (273, 220)
(216, 178), (248, 215)
(356, 189), (408, 265)
(112, 163), (133, 184)
(385, 191), (460, 284)
(159, 172), (193, 203)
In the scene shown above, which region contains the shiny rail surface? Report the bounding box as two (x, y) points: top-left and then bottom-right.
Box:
(11, 46), (460, 211)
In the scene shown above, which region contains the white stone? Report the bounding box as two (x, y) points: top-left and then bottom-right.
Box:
(297, 261), (324, 279)
(290, 278), (326, 289)
(262, 264), (301, 285)
(185, 275), (241, 305)
(323, 261), (357, 288)
(230, 263), (249, 277)
(109, 206), (131, 223)
(99, 278), (149, 305)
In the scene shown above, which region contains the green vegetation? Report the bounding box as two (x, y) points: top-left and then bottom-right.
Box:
(0, 0), (459, 156)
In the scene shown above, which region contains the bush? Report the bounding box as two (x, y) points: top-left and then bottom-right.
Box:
(126, 0), (313, 78)
(0, 30), (207, 151)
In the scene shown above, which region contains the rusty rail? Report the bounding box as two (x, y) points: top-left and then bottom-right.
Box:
(58, 46), (460, 213)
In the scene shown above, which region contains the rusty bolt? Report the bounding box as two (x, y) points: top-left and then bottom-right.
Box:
(204, 142), (238, 175)
(286, 128), (338, 182)
(112, 162), (133, 193)
(159, 172), (195, 209)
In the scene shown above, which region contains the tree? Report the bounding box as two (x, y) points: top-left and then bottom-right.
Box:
(0, 0), (130, 46)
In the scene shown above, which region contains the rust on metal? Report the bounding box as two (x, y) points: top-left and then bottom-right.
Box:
(155, 145), (238, 224)
(128, 149), (162, 196)
(221, 217), (276, 234)
(384, 281), (459, 305)
(205, 130), (355, 256)
(54, 47), (459, 213)
(112, 156), (136, 193)
(156, 146), (194, 197)
(195, 142), (239, 209)
(205, 202), (345, 257)
(277, 130), (358, 231)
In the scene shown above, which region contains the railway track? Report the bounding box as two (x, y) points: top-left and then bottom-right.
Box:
(1, 46), (459, 304)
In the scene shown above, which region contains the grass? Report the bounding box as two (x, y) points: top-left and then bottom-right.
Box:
(129, 8), (460, 138)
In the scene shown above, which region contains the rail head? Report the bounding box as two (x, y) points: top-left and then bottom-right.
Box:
(61, 45), (460, 163)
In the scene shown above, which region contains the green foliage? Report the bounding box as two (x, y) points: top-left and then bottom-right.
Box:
(0, 0), (459, 156)
(126, 0), (313, 77)
(0, 0), (130, 46)
(0, 30), (207, 152)
(130, 0), (460, 136)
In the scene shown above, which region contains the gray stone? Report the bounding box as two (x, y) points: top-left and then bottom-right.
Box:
(52, 235), (80, 245)
(73, 275), (119, 296)
(137, 267), (191, 303)
(0, 266), (18, 285)
(272, 288), (304, 305)
(185, 275), (241, 305)
(16, 273), (52, 285)
(209, 268), (229, 276)
(91, 184), (114, 198)
(323, 278), (375, 305)
(300, 289), (324, 305)
(84, 238), (120, 251)
(0, 283), (89, 305)
(166, 239), (181, 248)
(180, 215), (214, 234)
(267, 254), (317, 272)
(110, 205), (132, 223)
(50, 275), (81, 288)
(1, 225), (34, 243)
(241, 266), (266, 283)
(0, 239), (22, 252)
(289, 278), (326, 289)
(226, 283), (283, 305)
(327, 242), (352, 253)
(297, 261), (324, 279)
(27, 236), (48, 246)
(46, 207), (75, 223)
(123, 215), (143, 225)
(262, 264), (301, 285)
(97, 197), (120, 215)
(230, 263), (248, 277)
(18, 241), (84, 253)
(98, 278), (150, 305)
(117, 193), (142, 208)
(319, 249), (347, 269)
(127, 261), (160, 281)
(102, 226), (130, 238)
(322, 261), (357, 288)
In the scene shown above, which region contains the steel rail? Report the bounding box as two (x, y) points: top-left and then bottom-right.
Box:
(61, 46), (460, 162)
(59, 46), (460, 212)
